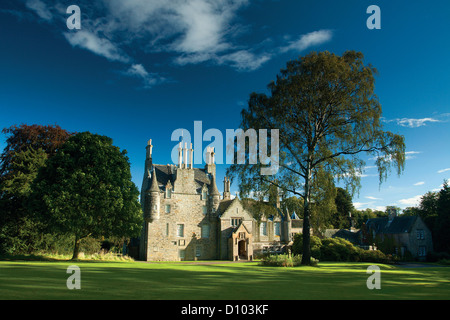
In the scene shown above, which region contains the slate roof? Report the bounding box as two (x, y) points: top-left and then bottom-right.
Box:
(148, 164), (212, 191)
(217, 199), (234, 214)
(324, 229), (361, 245)
(366, 216), (418, 235)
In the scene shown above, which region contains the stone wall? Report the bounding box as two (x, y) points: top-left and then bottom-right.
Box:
(143, 165), (220, 261)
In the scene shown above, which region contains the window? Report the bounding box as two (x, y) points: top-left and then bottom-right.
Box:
(274, 222), (281, 236)
(231, 218), (242, 227)
(166, 188), (172, 199)
(416, 229), (425, 240)
(177, 224), (184, 237)
(165, 223), (169, 236)
(418, 246), (426, 257)
(165, 204), (171, 214)
(195, 246), (201, 257)
(179, 249), (185, 260)
(202, 206), (207, 214)
(260, 222), (267, 236)
(201, 224), (210, 238)
(202, 190), (208, 200)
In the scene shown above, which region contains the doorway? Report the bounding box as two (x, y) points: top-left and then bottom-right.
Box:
(238, 240), (247, 260)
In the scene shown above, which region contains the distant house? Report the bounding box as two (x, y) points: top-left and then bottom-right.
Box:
(365, 209), (433, 261)
(323, 229), (362, 246)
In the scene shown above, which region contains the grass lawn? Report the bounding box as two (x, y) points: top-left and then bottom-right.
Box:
(0, 260), (449, 300)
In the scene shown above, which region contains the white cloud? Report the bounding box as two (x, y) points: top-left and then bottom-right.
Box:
(370, 151), (421, 162)
(405, 151), (421, 160)
(64, 30), (130, 63)
(280, 30), (333, 53)
(438, 168), (450, 174)
(413, 181), (425, 186)
(374, 206), (387, 212)
(25, 0), (52, 21)
(384, 117), (440, 128)
(21, 0), (334, 86)
(365, 196), (381, 200)
(123, 64), (164, 88)
(353, 202), (373, 210)
(217, 50), (272, 71)
(398, 195), (422, 207)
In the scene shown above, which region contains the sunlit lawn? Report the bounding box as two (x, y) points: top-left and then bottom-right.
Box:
(1, 260), (449, 300)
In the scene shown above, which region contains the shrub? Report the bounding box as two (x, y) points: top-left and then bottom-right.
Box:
(290, 233), (399, 264)
(292, 234), (322, 260)
(320, 238), (360, 262)
(359, 249), (388, 263)
(427, 251), (450, 262)
(260, 253), (318, 267)
(437, 259), (450, 266)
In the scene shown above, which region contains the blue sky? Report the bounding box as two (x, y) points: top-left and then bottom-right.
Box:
(1, 0), (449, 211)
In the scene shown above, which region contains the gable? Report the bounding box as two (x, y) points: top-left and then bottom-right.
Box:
(219, 198), (253, 221)
(233, 221), (251, 235)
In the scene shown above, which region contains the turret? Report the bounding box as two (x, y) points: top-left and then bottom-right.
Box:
(209, 173), (220, 214)
(149, 167), (161, 220)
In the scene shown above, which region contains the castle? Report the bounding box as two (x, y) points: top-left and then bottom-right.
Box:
(139, 139), (302, 261)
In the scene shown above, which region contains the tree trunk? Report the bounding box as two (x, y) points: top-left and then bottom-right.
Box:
(72, 235), (81, 260)
(301, 161), (312, 265)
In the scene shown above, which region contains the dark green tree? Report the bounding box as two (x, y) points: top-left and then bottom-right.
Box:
(227, 51), (405, 265)
(0, 124), (73, 255)
(333, 187), (355, 229)
(435, 180), (450, 253)
(0, 148), (47, 254)
(30, 132), (143, 259)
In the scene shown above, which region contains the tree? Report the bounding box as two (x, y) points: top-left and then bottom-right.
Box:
(30, 132), (143, 259)
(0, 148), (48, 254)
(333, 187), (354, 229)
(435, 180), (450, 253)
(0, 124), (73, 254)
(418, 191), (439, 233)
(0, 124), (72, 177)
(227, 51), (405, 265)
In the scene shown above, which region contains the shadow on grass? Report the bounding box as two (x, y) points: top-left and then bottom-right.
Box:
(1, 260), (449, 300)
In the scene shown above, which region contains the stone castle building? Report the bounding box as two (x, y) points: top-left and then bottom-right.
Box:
(139, 139), (302, 261)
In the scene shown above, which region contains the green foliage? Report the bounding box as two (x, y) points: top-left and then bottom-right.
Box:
(241, 198), (277, 221)
(351, 208), (386, 229)
(0, 124), (72, 176)
(282, 196), (303, 218)
(227, 51), (406, 265)
(358, 249), (390, 263)
(29, 132), (143, 259)
(292, 234), (322, 260)
(292, 233), (396, 263)
(320, 238), (361, 262)
(0, 124), (73, 255)
(435, 180), (450, 253)
(260, 253), (318, 267)
(332, 187), (354, 229)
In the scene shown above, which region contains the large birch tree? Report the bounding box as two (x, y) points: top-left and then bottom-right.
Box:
(227, 51), (406, 265)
